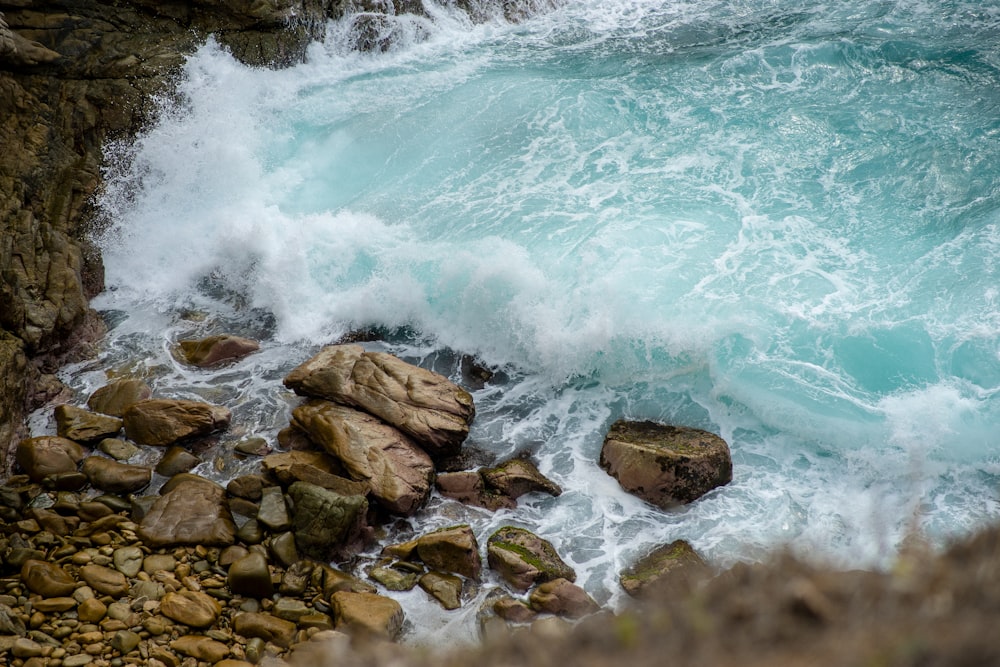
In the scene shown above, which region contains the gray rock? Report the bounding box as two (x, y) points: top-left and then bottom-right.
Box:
(288, 482), (369, 562)
(112, 546), (144, 578)
(257, 486), (291, 531)
(599, 420), (732, 508)
(419, 571), (463, 610)
(284, 344), (475, 457)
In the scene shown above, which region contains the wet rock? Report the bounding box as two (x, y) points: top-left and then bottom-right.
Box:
(529, 578), (599, 618)
(493, 596), (538, 623)
(288, 482), (369, 561)
(0, 603), (27, 635)
(284, 344), (475, 457)
(87, 379), (153, 418)
(487, 527), (575, 592)
(419, 571), (464, 610)
(369, 563), (420, 591)
(77, 598), (107, 623)
(257, 486), (291, 531)
(227, 474), (267, 501)
(21, 560), (77, 597)
(81, 456), (151, 494)
(171, 634), (230, 662)
(160, 590), (222, 628)
(112, 546), (144, 578)
(233, 437), (271, 456)
(219, 545), (250, 567)
(232, 611), (297, 648)
(122, 398), (232, 446)
(330, 591), (404, 640)
(435, 470), (515, 510)
(481, 458), (561, 500)
(54, 404), (123, 442)
(262, 450), (344, 485)
(292, 400), (434, 515)
(319, 565), (377, 598)
(270, 531), (301, 567)
(279, 560), (313, 596)
(385, 524), (482, 580)
(154, 446), (201, 477)
(273, 597), (311, 623)
(284, 463), (370, 497)
(79, 564), (129, 597)
(177, 334), (259, 367)
(15, 436), (85, 481)
(97, 437), (139, 461)
(619, 539), (710, 597)
(138, 476), (236, 547)
(228, 552), (274, 599)
(599, 420), (732, 508)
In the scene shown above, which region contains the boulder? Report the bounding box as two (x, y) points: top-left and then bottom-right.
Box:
(288, 482), (370, 561)
(481, 458), (562, 500)
(419, 571), (464, 610)
(178, 334), (259, 367)
(87, 379), (153, 417)
(262, 450), (344, 485)
(21, 560), (77, 598)
(292, 401), (434, 515)
(486, 527), (575, 592)
(160, 590), (222, 628)
(54, 404), (123, 442)
(493, 597), (538, 623)
(283, 344), (475, 457)
(529, 578), (600, 618)
(15, 436), (85, 481)
(138, 476), (236, 547)
(619, 540), (710, 597)
(233, 612), (297, 648)
(435, 470), (514, 510)
(384, 525), (482, 580)
(599, 420), (732, 508)
(330, 591), (404, 640)
(155, 446), (201, 476)
(81, 456), (151, 494)
(122, 398), (231, 446)
(227, 552), (274, 599)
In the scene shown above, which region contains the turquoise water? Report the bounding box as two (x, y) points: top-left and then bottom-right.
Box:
(86, 0), (1000, 641)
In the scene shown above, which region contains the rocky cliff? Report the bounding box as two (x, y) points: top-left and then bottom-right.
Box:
(0, 0), (348, 472)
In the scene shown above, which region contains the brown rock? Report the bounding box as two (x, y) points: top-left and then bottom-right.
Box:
(486, 527), (575, 592)
(171, 634), (230, 662)
(227, 552), (274, 599)
(619, 540), (710, 597)
(15, 436), (85, 481)
(599, 420), (732, 508)
(138, 476), (236, 547)
(78, 597), (108, 622)
(227, 474), (267, 501)
(292, 400), (434, 515)
(419, 571), (463, 610)
(178, 334), (259, 367)
(330, 591), (404, 640)
(21, 560), (77, 597)
(160, 590), (222, 628)
(435, 471), (515, 510)
(284, 344), (475, 457)
(81, 456), (151, 493)
(385, 525), (482, 580)
(79, 564), (129, 597)
(54, 404), (123, 442)
(154, 446), (201, 477)
(493, 596), (538, 623)
(529, 578), (600, 618)
(232, 611), (297, 648)
(123, 398), (231, 446)
(87, 379), (153, 417)
(481, 458), (561, 500)
(262, 450), (344, 485)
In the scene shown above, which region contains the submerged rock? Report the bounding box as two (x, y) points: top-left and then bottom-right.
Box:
(123, 399), (231, 446)
(283, 344), (475, 457)
(87, 379), (153, 418)
(599, 420), (732, 509)
(178, 334), (260, 367)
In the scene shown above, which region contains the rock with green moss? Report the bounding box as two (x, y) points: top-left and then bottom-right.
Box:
(486, 527), (575, 592)
(600, 420), (732, 509)
(288, 482), (370, 561)
(619, 539), (709, 597)
(383, 524), (482, 580)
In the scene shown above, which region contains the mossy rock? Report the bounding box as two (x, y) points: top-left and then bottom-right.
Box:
(620, 539), (709, 597)
(487, 526), (575, 592)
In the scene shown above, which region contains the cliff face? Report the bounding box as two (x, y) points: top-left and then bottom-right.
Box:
(0, 0), (346, 471)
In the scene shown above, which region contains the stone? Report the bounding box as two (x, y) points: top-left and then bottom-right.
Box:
(77, 598), (108, 623)
(369, 564), (420, 591)
(97, 438), (140, 460)
(15, 436), (85, 481)
(138, 476), (236, 547)
(113, 546), (144, 578)
(110, 629), (141, 653)
(599, 420), (733, 508)
(320, 565), (377, 598)
(486, 527), (575, 592)
(529, 578), (599, 618)
(279, 561), (313, 596)
(386, 524), (482, 579)
(419, 571), (463, 610)
(270, 531), (300, 568)
(21, 560), (77, 597)
(170, 634), (230, 662)
(81, 456), (151, 494)
(619, 540), (710, 597)
(143, 554), (178, 575)
(154, 446), (201, 477)
(292, 400), (434, 515)
(284, 344), (475, 457)
(54, 404), (123, 442)
(227, 552), (274, 599)
(122, 399), (231, 446)
(272, 597), (311, 623)
(219, 545), (250, 567)
(80, 564), (129, 597)
(31, 597), (76, 612)
(435, 471), (515, 510)
(160, 590), (222, 628)
(232, 612), (297, 648)
(481, 458), (562, 500)
(87, 380), (153, 417)
(257, 486), (291, 531)
(493, 597), (537, 623)
(233, 437), (271, 456)
(330, 591), (404, 640)
(227, 475), (266, 501)
(0, 603), (27, 635)
(12, 637), (43, 657)
(288, 482), (369, 561)
(262, 450), (344, 485)
(178, 334), (259, 367)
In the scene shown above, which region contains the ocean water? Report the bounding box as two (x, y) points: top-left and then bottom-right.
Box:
(74, 0), (1000, 642)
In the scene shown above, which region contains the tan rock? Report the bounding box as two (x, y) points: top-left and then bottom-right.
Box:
(21, 560), (77, 597)
(160, 590), (222, 628)
(385, 524), (482, 579)
(15, 436), (85, 481)
(529, 578), (600, 618)
(292, 401), (434, 515)
(331, 591), (404, 640)
(87, 379), (153, 417)
(261, 450), (344, 485)
(599, 420), (732, 508)
(138, 476), (236, 547)
(54, 404), (123, 442)
(232, 611), (297, 648)
(171, 634), (230, 662)
(419, 571), (463, 610)
(178, 334), (259, 367)
(284, 344), (475, 457)
(77, 597), (108, 622)
(80, 564), (129, 597)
